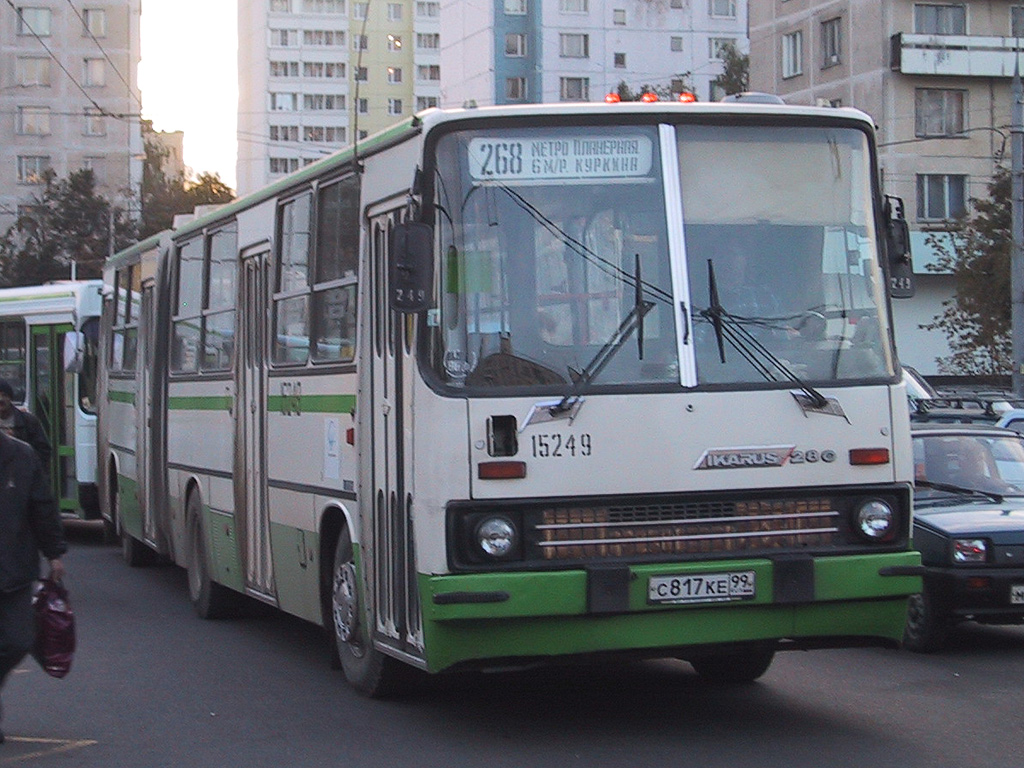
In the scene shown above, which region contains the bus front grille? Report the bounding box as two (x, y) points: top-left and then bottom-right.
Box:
(535, 497), (840, 560)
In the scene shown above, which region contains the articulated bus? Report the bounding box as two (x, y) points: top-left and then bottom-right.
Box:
(0, 280), (102, 517)
(99, 100), (922, 696)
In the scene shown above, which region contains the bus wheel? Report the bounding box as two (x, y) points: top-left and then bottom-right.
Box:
(903, 589), (949, 653)
(331, 528), (407, 698)
(116, 485), (154, 567)
(185, 493), (236, 619)
(688, 647), (775, 683)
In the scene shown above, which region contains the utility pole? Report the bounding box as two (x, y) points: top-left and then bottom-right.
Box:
(1013, 58), (1024, 396)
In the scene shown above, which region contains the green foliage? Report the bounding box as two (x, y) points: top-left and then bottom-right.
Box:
(140, 139), (234, 239)
(923, 166), (1011, 375)
(0, 169), (136, 287)
(711, 42), (749, 98)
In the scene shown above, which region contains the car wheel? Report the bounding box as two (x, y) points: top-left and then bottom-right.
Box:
(331, 527), (412, 698)
(688, 647), (775, 683)
(185, 492), (237, 619)
(903, 589), (950, 653)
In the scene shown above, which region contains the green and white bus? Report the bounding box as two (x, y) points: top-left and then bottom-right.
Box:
(0, 280), (103, 517)
(99, 100), (922, 696)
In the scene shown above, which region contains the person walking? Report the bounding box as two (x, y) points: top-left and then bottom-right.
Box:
(0, 380), (51, 471)
(0, 428), (67, 744)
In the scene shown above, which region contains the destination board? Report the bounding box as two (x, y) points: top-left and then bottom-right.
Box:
(467, 136), (654, 181)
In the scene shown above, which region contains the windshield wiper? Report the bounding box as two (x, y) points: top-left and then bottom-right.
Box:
(700, 259), (829, 409)
(915, 479), (1004, 503)
(549, 293), (655, 416)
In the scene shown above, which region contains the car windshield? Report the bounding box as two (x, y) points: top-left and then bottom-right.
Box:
(913, 433), (1024, 497)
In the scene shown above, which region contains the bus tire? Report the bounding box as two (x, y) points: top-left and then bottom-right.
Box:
(185, 492), (236, 619)
(688, 647), (775, 683)
(903, 589), (950, 653)
(331, 528), (408, 698)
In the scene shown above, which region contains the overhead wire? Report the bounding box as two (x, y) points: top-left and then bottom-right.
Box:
(63, 0), (143, 112)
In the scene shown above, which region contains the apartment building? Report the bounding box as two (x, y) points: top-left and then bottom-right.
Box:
(237, 0), (441, 196)
(441, 0), (748, 108)
(0, 1), (143, 232)
(750, 1), (1019, 375)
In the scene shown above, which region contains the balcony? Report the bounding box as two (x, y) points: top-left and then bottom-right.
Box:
(891, 33), (1024, 77)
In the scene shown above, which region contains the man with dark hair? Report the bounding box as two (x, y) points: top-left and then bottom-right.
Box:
(0, 427), (66, 744)
(0, 380), (50, 471)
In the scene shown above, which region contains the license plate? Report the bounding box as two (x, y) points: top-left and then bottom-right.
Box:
(648, 571), (756, 605)
(1012, 585), (1024, 605)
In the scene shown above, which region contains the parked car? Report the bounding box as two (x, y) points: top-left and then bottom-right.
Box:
(906, 424), (1024, 651)
(995, 408), (1024, 436)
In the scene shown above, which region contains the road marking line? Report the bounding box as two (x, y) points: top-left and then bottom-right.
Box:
(1, 737), (97, 764)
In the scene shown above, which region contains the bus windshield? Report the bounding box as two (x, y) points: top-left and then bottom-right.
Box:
(428, 121), (894, 391)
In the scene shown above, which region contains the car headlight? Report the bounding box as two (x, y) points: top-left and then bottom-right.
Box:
(475, 516), (518, 559)
(953, 538), (988, 563)
(855, 499), (895, 541)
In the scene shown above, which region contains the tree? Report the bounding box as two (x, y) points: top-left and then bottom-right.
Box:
(711, 41), (749, 98)
(140, 139), (234, 239)
(922, 166), (1011, 375)
(0, 169), (136, 287)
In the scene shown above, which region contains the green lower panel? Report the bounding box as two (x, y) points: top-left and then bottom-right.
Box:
(207, 509), (244, 592)
(418, 551), (921, 673)
(116, 475), (142, 539)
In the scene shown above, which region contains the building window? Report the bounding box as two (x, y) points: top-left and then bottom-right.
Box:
(709, 37), (735, 60)
(353, 34), (368, 50)
(559, 0), (587, 12)
(303, 94), (346, 110)
(355, 66), (368, 81)
(614, 52), (626, 68)
(16, 106), (49, 135)
(270, 61), (299, 77)
(506, 77), (527, 100)
(270, 0), (292, 12)
(302, 0), (345, 11)
(416, 2), (439, 17)
(303, 126), (344, 142)
(917, 174), (967, 221)
(357, 98), (369, 114)
(387, 34), (402, 51)
(821, 17), (841, 67)
(271, 28), (299, 45)
(560, 33), (589, 58)
(387, 2), (402, 20)
(506, 33), (527, 57)
(914, 4), (966, 35)
(417, 96), (439, 110)
(915, 88), (966, 137)
(16, 57), (50, 86)
(303, 62), (344, 78)
(1014, 6), (1024, 36)
(670, 37), (683, 52)
(17, 7), (50, 35)
(560, 76), (589, 101)
(417, 33), (440, 49)
(417, 64), (441, 81)
(782, 31), (803, 78)
(17, 156), (50, 184)
(670, 0), (682, 8)
(613, 8), (625, 24)
(388, 98), (403, 115)
(353, 1), (368, 19)
(303, 29), (344, 45)
(84, 58), (105, 86)
(84, 107), (105, 136)
(83, 9), (106, 37)
(270, 157), (300, 174)
(387, 66), (402, 84)
(270, 125), (300, 142)
(270, 92), (298, 111)
(708, 0), (735, 18)
(505, 0), (527, 14)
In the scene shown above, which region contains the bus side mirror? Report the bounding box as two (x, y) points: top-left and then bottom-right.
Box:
(63, 331), (85, 373)
(390, 222), (434, 313)
(885, 196), (915, 299)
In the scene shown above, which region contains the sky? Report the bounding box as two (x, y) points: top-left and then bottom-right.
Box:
(138, 1), (239, 190)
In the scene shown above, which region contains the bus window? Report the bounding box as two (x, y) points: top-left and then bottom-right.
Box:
(202, 226), (238, 371)
(173, 239), (203, 373)
(312, 175), (359, 363)
(273, 192), (312, 365)
(79, 317), (99, 414)
(0, 319), (27, 402)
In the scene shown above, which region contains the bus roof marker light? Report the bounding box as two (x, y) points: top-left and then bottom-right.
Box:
(677, 92), (697, 103)
(604, 93), (621, 103)
(640, 92), (659, 103)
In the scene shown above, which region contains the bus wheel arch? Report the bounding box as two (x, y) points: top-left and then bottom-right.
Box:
(184, 484), (236, 619)
(116, 458), (154, 567)
(102, 456), (119, 545)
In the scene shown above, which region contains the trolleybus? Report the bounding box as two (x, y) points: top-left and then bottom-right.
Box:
(0, 280), (102, 517)
(99, 100), (922, 696)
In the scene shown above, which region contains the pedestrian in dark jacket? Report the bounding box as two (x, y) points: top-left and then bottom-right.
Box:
(0, 379), (51, 471)
(0, 429), (67, 744)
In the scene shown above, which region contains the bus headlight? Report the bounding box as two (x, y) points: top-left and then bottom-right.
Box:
(855, 499), (895, 541)
(953, 538), (987, 563)
(475, 516), (518, 559)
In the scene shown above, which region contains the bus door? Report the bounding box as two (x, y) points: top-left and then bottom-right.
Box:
(137, 284), (160, 546)
(236, 248), (275, 599)
(30, 324), (76, 513)
(367, 207), (422, 656)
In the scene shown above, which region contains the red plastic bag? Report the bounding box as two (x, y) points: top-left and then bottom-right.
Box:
(32, 579), (76, 679)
